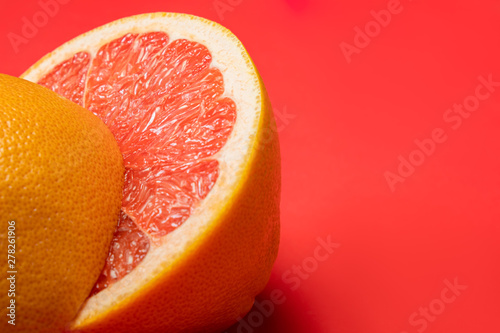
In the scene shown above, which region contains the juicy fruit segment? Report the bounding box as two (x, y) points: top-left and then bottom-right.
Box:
(38, 52), (90, 105)
(92, 212), (149, 293)
(38, 32), (236, 293)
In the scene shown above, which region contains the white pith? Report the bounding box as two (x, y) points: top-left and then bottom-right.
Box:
(22, 12), (262, 325)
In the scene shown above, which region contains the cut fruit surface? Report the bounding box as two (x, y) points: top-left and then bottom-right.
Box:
(22, 12), (280, 333)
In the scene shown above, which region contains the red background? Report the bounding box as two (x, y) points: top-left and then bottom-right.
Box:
(1, 0), (499, 332)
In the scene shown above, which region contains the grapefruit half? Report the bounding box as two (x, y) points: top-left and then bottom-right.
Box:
(22, 13), (280, 333)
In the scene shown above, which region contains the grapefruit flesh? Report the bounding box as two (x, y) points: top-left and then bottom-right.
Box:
(38, 32), (236, 293)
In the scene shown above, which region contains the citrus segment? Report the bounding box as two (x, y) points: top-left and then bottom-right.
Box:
(122, 159), (220, 236)
(38, 52), (90, 106)
(91, 212), (149, 294)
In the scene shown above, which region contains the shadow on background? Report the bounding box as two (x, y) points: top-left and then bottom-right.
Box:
(222, 270), (326, 333)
